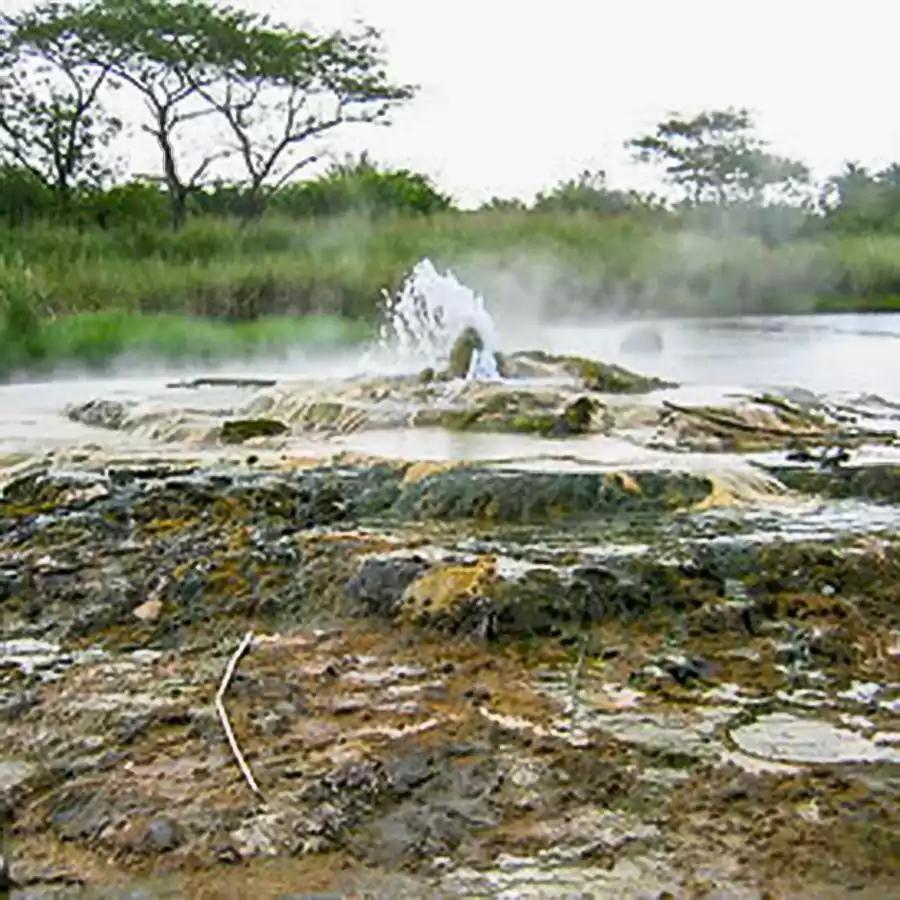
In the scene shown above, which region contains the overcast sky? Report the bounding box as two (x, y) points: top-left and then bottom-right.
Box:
(8, 0), (900, 206)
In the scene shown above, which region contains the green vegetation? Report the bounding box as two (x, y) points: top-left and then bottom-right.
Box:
(0, 269), (371, 377)
(1, 1), (900, 380)
(220, 418), (289, 444)
(8, 210), (900, 321)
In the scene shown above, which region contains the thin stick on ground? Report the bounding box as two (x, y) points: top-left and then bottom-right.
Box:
(566, 634), (588, 731)
(215, 630), (262, 798)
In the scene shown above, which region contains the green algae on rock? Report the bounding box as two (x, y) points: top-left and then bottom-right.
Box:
(765, 463), (900, 504)
(505, 350), (675, 393)
(219, 418), (289, 444)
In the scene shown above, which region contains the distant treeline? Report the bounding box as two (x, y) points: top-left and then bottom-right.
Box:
(1, 2), (899, 239)
(0, 154), (455, 228)
(3, 155), (900, 241)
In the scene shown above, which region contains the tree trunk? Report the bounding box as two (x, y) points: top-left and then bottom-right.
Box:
(168, 187), (187, 230)
(155, 116), (188, 231)
(237, 184), (267, 226)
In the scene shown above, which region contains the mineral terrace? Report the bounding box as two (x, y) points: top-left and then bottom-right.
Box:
(1, 349), (899, 898)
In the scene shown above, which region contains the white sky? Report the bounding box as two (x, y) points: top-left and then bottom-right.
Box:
(7, 0), (900, 206)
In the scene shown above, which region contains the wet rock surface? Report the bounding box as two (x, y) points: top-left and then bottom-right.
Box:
(8, 349), (900, 896)
(0, 450), (899, 897)
(62, 347), (898, 453)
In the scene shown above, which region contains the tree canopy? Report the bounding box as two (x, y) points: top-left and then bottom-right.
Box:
(627, 108), (810, 206)
(2, 8), (900, 239)
(0, 1), (124, 202)
(0, 0), (415, 226)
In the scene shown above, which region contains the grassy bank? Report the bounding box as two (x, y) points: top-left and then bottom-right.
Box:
(2, 210), (900, 376)
(0, 211), (660, 319)
(6, 211), (900, 317)
(0, 305), (371, 379)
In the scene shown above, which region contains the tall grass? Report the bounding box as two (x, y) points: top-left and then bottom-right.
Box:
(1, 211), (900, 377)
(0, 267), (371, 378)
(4, 211), (900, 317)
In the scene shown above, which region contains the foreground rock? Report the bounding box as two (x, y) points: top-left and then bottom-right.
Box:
(1, 455), (900, 896)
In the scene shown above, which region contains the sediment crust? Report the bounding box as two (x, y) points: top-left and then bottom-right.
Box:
(63, 349), (898, 455)
(1, 454), (899, 896)
(4, 349), (900, 896)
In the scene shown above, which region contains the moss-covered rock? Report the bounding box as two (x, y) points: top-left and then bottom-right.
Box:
(66, 398), (136, 430)
(348, 543), (733, 641)
(399, 557), (499, 628)
(506, 395), (599, 437)
(764, 463), (900, 504)
(392, 468), (713, 523)
(417, 390), (603, 438)
(441, 326), (513, 381)
(396, 558), (603, 639)
(653, 398), (863, 452)
(558, 395), (598, 434)
(506, 350), (674, 393)
(448, 326), (485, 379)
(220, 418), (289, 444)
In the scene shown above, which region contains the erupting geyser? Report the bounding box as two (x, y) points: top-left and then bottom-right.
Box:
(373, 258), (501, 380)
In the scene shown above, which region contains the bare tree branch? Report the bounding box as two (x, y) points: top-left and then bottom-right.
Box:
(0, 6), (122, 198)
(270, 154), (319, 192)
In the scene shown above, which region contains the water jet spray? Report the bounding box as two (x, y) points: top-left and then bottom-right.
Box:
(373, 258), (502, 380)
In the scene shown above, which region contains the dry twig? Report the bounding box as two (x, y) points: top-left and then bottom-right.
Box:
(215, 630), (262, 797)
(566, 634), (588, 729)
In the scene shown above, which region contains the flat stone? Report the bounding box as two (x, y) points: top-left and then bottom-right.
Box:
(133, 599), (162, 622)
(0, 759), (36, 793)
(730, 713), (900, 765)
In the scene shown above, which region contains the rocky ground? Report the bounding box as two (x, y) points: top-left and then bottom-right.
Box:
(2, 350), (900, 898)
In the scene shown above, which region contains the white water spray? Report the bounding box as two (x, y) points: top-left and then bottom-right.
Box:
(372, 259), (501, 379)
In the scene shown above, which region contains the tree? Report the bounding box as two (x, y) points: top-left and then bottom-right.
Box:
(0, 1), (122, 208)
(270, 153), (451, 218)
(184, 12), (415, 220)
(532, 169), (658, 214)
(820, 162), (900, 234)
(478, 196), (528, 213)
(75, 0), (414, 226)
(0, 166), (55, 225)
(80, 0), (245, 229)
(627, 108), (809, 205)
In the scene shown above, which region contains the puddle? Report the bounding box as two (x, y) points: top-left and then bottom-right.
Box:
(730, 712), (900, 765)
(587, 708), (737, 760)
(534, 672), (737, 760)
(690, 499), (900, 546)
